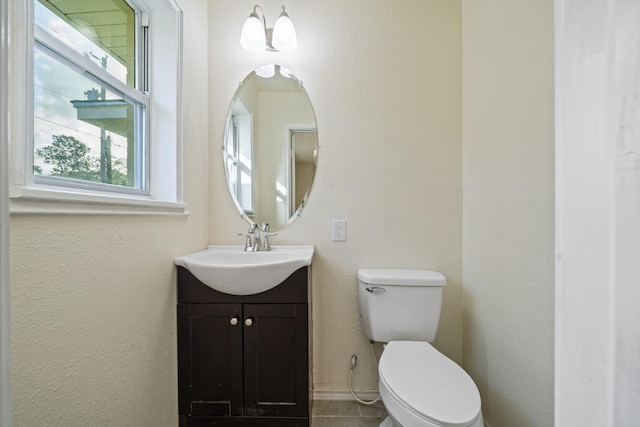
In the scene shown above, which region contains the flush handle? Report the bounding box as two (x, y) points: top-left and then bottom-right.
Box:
(230, 317), (239, 326)
(366, 286), (386, 294)
(244, 317), (254, 327)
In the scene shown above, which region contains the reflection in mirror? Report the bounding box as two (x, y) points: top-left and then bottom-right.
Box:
(223, 65), (318, 231)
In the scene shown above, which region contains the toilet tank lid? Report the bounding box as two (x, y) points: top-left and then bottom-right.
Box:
(357, 269), (446, 287)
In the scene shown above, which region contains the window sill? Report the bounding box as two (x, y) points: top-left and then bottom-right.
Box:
(10, 186), (188, 216)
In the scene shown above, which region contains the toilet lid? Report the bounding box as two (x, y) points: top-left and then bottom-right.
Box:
(379, 341), (481, 426)
(358, 269), (446, 287)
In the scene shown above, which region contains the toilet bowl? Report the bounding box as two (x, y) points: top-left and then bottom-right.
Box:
(378, 341), (483, 427)
(357, 269), (484, 427)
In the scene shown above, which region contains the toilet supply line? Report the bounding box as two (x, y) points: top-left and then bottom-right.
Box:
(348, 341), (381, 405)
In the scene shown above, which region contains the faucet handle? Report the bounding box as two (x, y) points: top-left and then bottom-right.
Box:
(261, 222), (270, 232)
(263, 232), (278, 251)
(238, 233), (252, 251)
(248, 223), (258, 233)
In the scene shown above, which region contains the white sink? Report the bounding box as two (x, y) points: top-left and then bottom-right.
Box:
(175, 245), (314, 295)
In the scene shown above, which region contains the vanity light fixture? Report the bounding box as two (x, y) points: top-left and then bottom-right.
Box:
(254, 64), (294, 79)
(240, 5), (297, 52)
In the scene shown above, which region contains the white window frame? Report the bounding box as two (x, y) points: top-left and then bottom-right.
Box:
(33, 25), (149, 195)
(225, 100), (254, 216)
(1, 1), (13, 425)
(8, 0), (185, 215)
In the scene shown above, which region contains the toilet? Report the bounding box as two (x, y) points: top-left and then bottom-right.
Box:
(358, 269), (484, 427)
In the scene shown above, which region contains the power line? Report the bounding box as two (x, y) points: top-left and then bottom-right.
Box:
(34, 83), (79, 101)
(34, 115), (100, 140)
(34, 116), (129, 151)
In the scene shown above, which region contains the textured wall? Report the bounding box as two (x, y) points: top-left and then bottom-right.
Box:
(462, 0), (555, 426)
(208, 0), (462, 392)
(9, 1), (557, 425)
(10, 0), (209, 425)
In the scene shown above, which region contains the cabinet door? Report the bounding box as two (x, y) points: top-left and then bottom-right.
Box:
(177, 303), (243, 416)
(243, 304), (309, 417)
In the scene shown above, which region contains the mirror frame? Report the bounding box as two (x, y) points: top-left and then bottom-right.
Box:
(222, 65), (319, 231)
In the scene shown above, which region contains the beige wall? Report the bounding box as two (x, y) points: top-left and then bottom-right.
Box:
(462, 0), (555, 426)
(208, 0), (463, 392)
(8, 0), (557, 425)
(9, 0), (209, 425)
(257, 91), (314, 226)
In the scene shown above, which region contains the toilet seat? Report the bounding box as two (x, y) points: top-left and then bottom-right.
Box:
(379, 341), (482, 427)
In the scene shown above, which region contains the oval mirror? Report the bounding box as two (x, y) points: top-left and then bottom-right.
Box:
(223, 65), (318, 231)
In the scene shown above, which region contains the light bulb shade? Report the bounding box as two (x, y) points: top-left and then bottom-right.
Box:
(255, 64), (276, 78)
(279, 66), (293, 79)
(240, 14), (266, 52)
(272, 13), (297, 52)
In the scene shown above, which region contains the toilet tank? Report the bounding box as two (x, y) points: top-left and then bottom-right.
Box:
(358, 269), (446, 343)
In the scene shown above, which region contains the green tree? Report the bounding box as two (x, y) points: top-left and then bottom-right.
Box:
(36, 135), (96, 180)
(110, 158), (129, 186)
(36, 134), (130, 186)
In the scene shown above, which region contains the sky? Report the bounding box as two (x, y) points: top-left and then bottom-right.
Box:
(33, 1), (133, 182)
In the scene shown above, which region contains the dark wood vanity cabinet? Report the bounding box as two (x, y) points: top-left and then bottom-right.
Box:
(177, 266), (310, 427)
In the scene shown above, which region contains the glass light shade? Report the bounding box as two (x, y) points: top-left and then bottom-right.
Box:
(255, 64), (275, 78)
(272, 14), (297, 52)
(279, 66), (293, 79)
(240, 15), (266, 52)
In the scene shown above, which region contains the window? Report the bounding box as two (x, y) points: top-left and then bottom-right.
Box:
(34, 0), (147, 194)
(9, 0), (184, 214)
(225, 107), (254, 216)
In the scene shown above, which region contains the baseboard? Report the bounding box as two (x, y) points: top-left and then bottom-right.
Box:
(312, 389), (380, 401)
(314, 390), (489, 427)
(314, 391), (490, 427)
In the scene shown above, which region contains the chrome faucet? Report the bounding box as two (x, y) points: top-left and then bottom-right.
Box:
(261, 223), (277, 251)
(248, 223), (262, 251)
(239, 223), (277, 251)
(239, 231), (252, 251)
(238, 224), (261, 251)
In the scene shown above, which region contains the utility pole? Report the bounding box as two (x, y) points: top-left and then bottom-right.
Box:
(98, 55), (112, 183)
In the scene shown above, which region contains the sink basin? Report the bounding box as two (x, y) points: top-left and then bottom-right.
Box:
(175, 245), (314, 295)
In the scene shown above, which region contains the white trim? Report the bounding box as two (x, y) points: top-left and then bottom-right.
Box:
(10, 186), (187, 215)
(312, 390), (379, 401)
(313, 391), (489, 426)
(9, 0), (30, 190)
(555, 0), (640, 425)
(34, 25), (149, 105)
(0, 0), (12, 423)
(283, 122), (316, 219)
(172, 1), (184, 203)
(10, 0), (184, 215)
(147, 4), (183, 204)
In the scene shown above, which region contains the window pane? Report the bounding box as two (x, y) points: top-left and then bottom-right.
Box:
(35, 0), (135, 87)
(34, 43), (144, 190)
(226, 114), (254, 213)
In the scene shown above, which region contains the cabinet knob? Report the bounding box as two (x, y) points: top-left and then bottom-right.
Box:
(244, 318), (253, 327)
(230, 317), (239, 326)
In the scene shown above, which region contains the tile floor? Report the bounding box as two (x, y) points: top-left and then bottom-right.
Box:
(312, 400), (388, 427)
